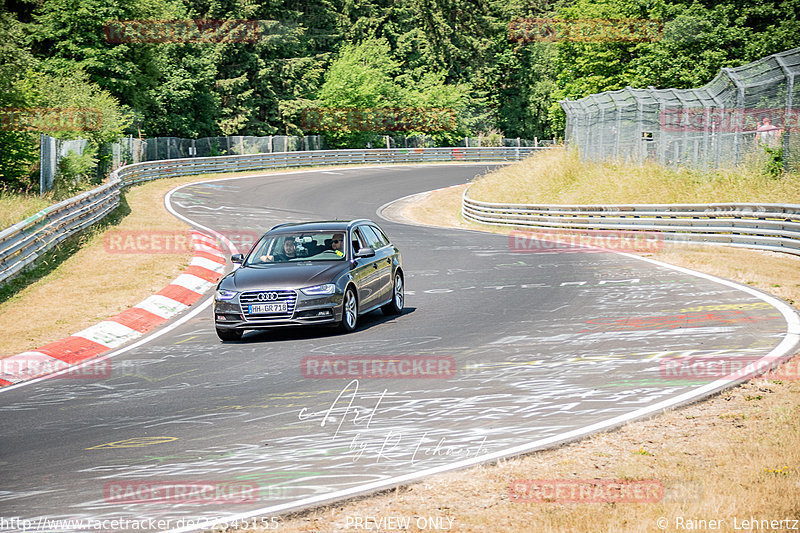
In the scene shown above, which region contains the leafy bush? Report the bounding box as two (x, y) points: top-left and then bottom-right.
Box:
(478, 129), (504, 147)
(763, 144), (784, 178)
(53, 147), (98, 198)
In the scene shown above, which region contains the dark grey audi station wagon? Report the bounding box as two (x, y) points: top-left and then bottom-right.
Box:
(213, 219), (403, 341)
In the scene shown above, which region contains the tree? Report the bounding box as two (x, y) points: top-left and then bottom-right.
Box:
(14, 69), (131, 193)
(17, 69), (131, 147)
(142, 43), (222, 137)
(318, 39), (402, 108)
(311, 39), (472, 146)
(28, 0), (180, 111)
(548, 0), (800, 134)
(0, 9), (39, 190)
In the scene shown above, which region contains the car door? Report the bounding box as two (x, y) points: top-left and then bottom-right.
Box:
(349, 227), (380, 310)
(360, 224), (393, 302)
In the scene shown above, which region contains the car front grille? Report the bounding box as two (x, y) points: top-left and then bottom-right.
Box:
(239, 290), (297, 321)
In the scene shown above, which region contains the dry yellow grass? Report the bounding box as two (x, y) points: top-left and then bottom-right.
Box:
(400, 186), (469, 229)
(468, 148), (800, 205)
(0, 190), (51, 231)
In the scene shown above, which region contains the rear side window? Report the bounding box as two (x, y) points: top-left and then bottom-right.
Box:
(369, 225), (390, 247)
(359, 225), (385, 249)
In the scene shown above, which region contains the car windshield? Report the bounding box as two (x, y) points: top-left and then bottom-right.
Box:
(245, 232), (347, 265)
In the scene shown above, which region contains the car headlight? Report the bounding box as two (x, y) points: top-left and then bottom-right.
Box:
(300, 283), (336, 296)
(215, 289), (238, 300)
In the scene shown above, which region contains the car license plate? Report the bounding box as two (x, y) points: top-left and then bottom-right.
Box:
(249, 303), (287, 314)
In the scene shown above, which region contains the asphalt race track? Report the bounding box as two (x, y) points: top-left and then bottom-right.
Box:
(1, 164), (798, 532)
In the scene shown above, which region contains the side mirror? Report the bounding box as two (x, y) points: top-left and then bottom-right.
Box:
(231, 254), (244, 264)
(354, 247), (375, 259)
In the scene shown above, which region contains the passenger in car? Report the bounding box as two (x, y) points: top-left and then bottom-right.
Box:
(263, 238), (297, 262)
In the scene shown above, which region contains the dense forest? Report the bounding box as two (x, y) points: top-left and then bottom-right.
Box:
(2, 0), (800, 190)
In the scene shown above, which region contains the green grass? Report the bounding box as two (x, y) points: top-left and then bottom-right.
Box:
(468, 148), (800, 205)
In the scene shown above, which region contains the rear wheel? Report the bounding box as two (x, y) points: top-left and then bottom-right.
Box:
(339, 287), (358, 332)
(381, 272), (404, 315)
(216, 327), (243, 341)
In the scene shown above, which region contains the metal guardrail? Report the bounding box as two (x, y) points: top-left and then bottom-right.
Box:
(0, 147), (546, 286)
(462, 190), (800, 256)
(0, 182), (121, 284)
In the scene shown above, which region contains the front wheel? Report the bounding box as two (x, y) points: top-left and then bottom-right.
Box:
(339, 287), (359, 333)
(216, 327), (243, 341)
(381, 272), (404, 316)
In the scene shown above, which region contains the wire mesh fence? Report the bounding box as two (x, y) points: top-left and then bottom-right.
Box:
(111, 134), (325, 167)
(561, 47), (800, 172)
(329, 135), (547, 149)
(40, 134), (325, 194)
(461, 136), (552, 148)
(39, 135), (91, 194)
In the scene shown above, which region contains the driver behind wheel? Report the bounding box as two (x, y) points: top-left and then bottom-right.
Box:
(330, 233), (345, 257)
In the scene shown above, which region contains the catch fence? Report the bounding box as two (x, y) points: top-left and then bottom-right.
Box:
(111, 135), (325, 167)
(561, 47), (800, 171)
